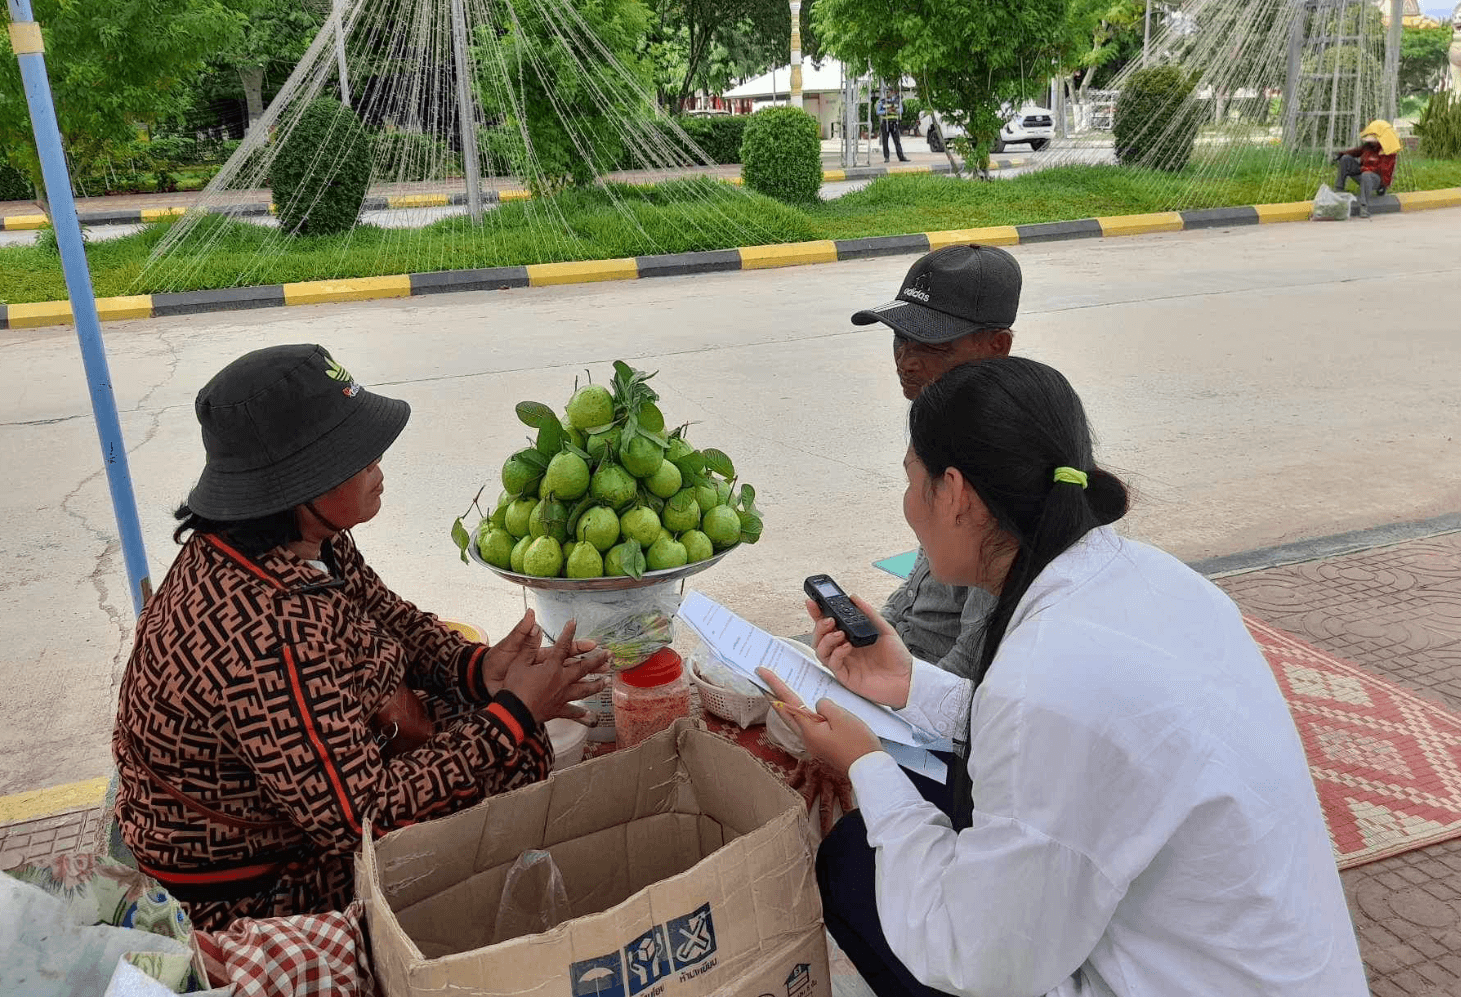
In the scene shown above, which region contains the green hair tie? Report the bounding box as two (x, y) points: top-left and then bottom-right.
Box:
(1052, 466), (1088, 489)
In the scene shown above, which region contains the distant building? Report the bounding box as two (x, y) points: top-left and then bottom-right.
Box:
(1373, 0), (1442, 28)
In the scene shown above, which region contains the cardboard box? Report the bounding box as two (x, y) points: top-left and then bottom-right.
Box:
(358, 719), (830, 997)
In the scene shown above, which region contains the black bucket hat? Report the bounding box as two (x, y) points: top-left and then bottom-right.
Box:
(187, 344), (410, 520)
(851, 244), (1021, 344)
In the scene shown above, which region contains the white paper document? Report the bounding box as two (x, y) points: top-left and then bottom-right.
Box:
(677, 591), (939, 752)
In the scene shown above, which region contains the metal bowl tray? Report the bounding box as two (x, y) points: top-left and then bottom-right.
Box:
(467, 541), (737, 591)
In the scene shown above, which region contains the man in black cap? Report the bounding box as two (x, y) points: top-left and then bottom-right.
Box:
(852, 244), (1020, 680)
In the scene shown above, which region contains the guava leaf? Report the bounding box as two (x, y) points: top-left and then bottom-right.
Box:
(516, 447), (550, 472)
(673, 450), (707, 478)
(566, 495), (594, 535)
(638, 429), (670, 450)
(622, 537), (646, 580)
(489, 494), (511, 528)
(737, 484), (757, 510)
(644, 491), (666, 514)
(535, 420), (564, 456)
(451, 517), (471, 563)
(736, 508), (763, 544)
(638, 402), (664, 433)
(540, 494), (567, 535)
(565, 443), (592, 461)
(621, 411), (638, 445)
(515, 401), (556, 429)
(702, 448), (734, 479)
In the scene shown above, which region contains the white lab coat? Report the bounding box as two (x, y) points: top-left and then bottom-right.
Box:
(847, 527), (1366, 997)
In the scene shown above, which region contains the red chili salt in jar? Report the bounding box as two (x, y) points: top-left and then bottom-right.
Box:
(612, 648), (691, 749)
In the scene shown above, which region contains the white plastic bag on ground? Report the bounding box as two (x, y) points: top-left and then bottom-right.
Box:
(1311, 183), (1355, 221)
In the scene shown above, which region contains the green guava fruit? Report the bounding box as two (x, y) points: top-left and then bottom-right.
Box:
(620, 506), (662, 547)
(645, 459), (682, 499)
(523, 537), (564, 577)
(693, 482), (719, 512)
(604, 542), (633, 577)
(509, 534), (533, 573)
(566, 385), (614, 430)
(662, 489), (700, 533)
(528, 495), (568, 542)
(576, 506), (620, 552)
(566, 543), (604, 578)
(504, 497), (538, 538)
(477, 526), (515, 569)
(543, 452), (590, 501)
(701, 505), (741, 548)
(587, 427), (622, 462)
(681, 529), (714, 563)
(621, 435), (665, 478)
(646, 537), (688, 571)
(501, 456), (540, 496)
(590, 463), (636, 508)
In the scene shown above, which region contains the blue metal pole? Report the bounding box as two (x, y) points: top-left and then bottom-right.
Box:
(7, 0), (152, 614)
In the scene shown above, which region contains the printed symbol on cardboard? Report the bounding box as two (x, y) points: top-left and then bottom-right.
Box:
(570, 953), (627, 997)
(668, 902), (718, 969)
(786, 962), (814, 997)
(623, 925), (672, 995)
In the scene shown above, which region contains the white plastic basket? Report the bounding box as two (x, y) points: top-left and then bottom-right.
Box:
(688, 651), (769, 728)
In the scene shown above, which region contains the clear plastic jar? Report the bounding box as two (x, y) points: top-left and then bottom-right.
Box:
(612, 648), (691, 749)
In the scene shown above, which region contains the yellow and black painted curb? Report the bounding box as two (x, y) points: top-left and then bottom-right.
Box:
(2, 187), (1457, 332)
(0, 160), (1021, 233)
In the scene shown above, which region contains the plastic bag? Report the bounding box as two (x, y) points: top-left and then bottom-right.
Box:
(533, 584), (680, 671)
(1311, 183), (1355, 221)
(492, 850), (570, 945)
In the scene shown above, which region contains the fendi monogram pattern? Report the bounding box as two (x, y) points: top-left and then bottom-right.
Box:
(113, 532), (551, 929)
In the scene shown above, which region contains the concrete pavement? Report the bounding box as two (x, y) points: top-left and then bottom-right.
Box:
(1, 210), (1458, 799)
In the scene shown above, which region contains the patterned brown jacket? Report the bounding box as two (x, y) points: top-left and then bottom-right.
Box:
(113, 531), (551, 929)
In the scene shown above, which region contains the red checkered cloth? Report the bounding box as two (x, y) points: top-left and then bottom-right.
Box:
(195, 899), (372, 997)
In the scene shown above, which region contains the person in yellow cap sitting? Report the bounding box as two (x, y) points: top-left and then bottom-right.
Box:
(1333, 119), (1399, 218)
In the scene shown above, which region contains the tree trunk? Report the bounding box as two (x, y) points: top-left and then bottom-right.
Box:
(239, 65), (266, 134)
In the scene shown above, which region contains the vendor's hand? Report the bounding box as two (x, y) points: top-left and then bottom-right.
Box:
(501, 621), (610, 724)
(758, 669), (882, 779)
(478, 610), (545, 694)
(806, 597), (913, 709)
(788, 757), (854, 839)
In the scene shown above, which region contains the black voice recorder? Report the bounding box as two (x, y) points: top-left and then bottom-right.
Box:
(804, 574), (880, 648)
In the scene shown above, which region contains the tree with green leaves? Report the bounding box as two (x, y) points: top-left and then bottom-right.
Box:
(0, 0), (243, 191)
(812, 0), (1071, 168)
(474, 0), (652, 191)
(221, 0), (325, 132)
(646, 0), (791, 110)
(1399, 26), (1453, 98)
(1052, 0), (1147, 107)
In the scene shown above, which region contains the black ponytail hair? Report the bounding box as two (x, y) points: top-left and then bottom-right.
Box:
(908, 357), (1129, 826)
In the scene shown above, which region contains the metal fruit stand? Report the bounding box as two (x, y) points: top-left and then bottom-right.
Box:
(466, 542), (739, 739)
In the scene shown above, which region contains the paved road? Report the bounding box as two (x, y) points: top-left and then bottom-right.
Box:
(2, 210), (1459, 795)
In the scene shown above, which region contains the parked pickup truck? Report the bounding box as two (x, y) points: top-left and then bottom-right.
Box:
(923, 104), (1055, 153)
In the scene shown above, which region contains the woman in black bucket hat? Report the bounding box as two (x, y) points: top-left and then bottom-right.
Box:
(112, 344), (608, 930)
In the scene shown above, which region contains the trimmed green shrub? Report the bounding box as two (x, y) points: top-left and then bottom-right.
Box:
(740, 107), (821, 205)
(1114, 65), (1202, 172)
(1415, 92), (1461, 160)
(674, 115), (750, 164)
(376, 131), (461, 181)
(0, 161), (33, 201)
(272, 98), (373, 236)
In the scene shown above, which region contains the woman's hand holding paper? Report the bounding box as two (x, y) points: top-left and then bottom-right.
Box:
(757, 669), (883, 779)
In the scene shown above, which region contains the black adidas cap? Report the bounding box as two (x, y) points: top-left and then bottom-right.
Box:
(851, 244), (1022, 344)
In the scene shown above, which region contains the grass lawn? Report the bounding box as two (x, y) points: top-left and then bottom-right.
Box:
(2, 150), (1459, 306)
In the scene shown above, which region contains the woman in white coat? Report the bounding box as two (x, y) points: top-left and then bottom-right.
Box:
(763, 357), (1366, 997)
